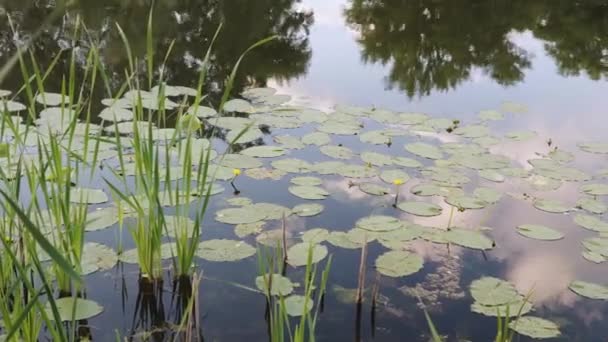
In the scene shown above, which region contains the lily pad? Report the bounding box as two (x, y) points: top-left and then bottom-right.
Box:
(218, 154), (263, 169)
(392, 157), (423, 168)
(574, 214), (608, 232)
(36, 92), (70, 106)
(471, 297), (533, 317)
(99, 107), (133, 122)
(473, 187), (502, 204)
(226, 128), (264, 144)
(85, 207), (119, 231)
(119, 243), (177, 263)
(197, 239), (256, 262)
(445, 228), (494, 250)
(379, 169), (410, 184)
(301, 228), (330, 243)
(356, 215), (402, 232)
(272, 158), (313, 173)
(578, 142), (608, 154)
(46, 297), (103, 321)
(234, 221), (265, 238)
(255, 273), (295, 296)
(292, 203), (324, 217)
(215, 207), (267, 224)
(338, 164), (378, 178)
(375, 250), (423, 277)
(533, 199), (570, 213)
(284, 295), (313, 316)
(580, 183), (608, 196)
(246, 167), (287, 180)
(445, 195), (487, 210)
(405, 142), (443, 160)
(287, 243), (328, 267)
(505, 130), (536, 141)
(478, 110), (504, 121)
(569, 280), (608, 300)
(470, 277), (519, 306)
(397, 201), (443, 217)
(358, 182), (390, 196)
(240, 146), (287, 158)
(320, 145), (354, 160)
(290, 176), (323, 186)
(302, 132), (331, 146)
(361, 151), (393, 166)
(516, 224), (564, 241)
(576, 197), (607, 214)
(223, 99), (254, 113)
(249, 203), (292, 220)
(187, 105), (217, 118)
(478, 169), (505, 183)
(509, 316), (561, 339)
(288, 185), (329, 200)
(69, 188), (108, 204)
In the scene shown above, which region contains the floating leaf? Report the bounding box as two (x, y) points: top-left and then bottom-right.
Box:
(226, 128), (263, 144)
(36, 92), (70, 106)
(380, 169), (410, 184)
(302, 132), (331, 146)
(445, 228), (494, 250)
(358, 182), (390, 196)
(470, 277), (519, 306)
(218, 154), (262, 169)
(337, 164), (378, 178)
(397, 201), (443, 217)
(288, 185), (329, 200)
(509, 316), (561, 339)
(533, 199), (570, 213)
(361, 151), (393, 166)
(516, 224), (564, 241)
(392, 157), (423, 168)
(227, 197), (253, 206)
(326, 230), (368, 249)
(81, 242), (118, 275)
(272, 158), (313, 173)
(99, 107), (133, 122)
(197, 239), (256, 262)
(473, 187), (502, 204)
(287, 243), (328, 266)
(85, 207), (119, 231)
(256, 273), (296, 296)
(274, 135), (305, 149)
(569, 281), (608, 300)
(445, 195), (487, 210)
(471, 297), (533, 317)
(356, 215), (402, 232)
(578, 142), (608, 154)
(301, 228), (330, 243)
(405, 142), (443, 160)
(69, 188), (108, 204)
(234, 221), (265, 238)
(580, 183), (608, 196)
(240, 146), (287, 158)
(46, 297), (103, 321)
(576, 197), (607, 214)
(292, 203), (324, 217)
(573, 214), (608, 232)
(478, 110), (504, 121)
(163, 215), (196, 238)
(223, 99), (254, 113)
(284, 295), (313, 316)
(478, 169), (505, 183)
(248, 203), (292, 220)
(399, 112), (428, 124)
(505, 130), (536, 141)
(187, 105), (217, 118)
(246, 167), (287, 180)
(320, 145), (354, 159)
(119, 243), (177, 263)
(375, 250), (423, 277)
(290, 176), (322, 186)
(453, 124), (490, 138)
(215, 207), (267, 224)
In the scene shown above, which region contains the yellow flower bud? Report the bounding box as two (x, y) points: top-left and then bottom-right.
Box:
(393, 179), (404, 185)
(233, 169), (241, 176)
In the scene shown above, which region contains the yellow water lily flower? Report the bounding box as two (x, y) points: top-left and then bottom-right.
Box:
(393, 179), (404, 186)
(233, 168), (241, 176)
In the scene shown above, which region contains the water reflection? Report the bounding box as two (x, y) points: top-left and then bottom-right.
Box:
(0, 0), (313, 100)
(344, 0), (608, 97)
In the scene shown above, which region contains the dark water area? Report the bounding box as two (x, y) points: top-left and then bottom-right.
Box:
(1, 1), (608, 341)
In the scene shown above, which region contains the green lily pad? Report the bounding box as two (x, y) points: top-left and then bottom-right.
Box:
(569, 280), (608, 300)
(287, 243), (328, 267)
(119, 243), (177, 263)
(85, 207), (119, 231)
(576, 197), (607, 214)
(292, 203), (324, 217)
(234, 221), (265, 238)
(0, 100), (26, 112)
(46, 297), (103, 321)
(453, 124), (490, 138)
(99, 107), (133, 122)
(246, 167), (287, 180)
(69, 188), (108, 204)
(240, 146), (287, 158)
(223, 99), (254, 113)
(302, 132), (331, 146)
(318, 121), (360, 135)
(248, 203), (292, 220)
(527, 175), (562, 191)
(274, 135), (305, 149)
(535, 166), (590, 182)
(405, 142), (443, 160)
(218, 154), (263, 169)
(211, 117), (253, 131)
(533, 199), (570, 213)
(187, 105), (217, 118)
(163, 215), (196, 238)
(361, 151), (393, 166)
(582, 250), (607, 264)
(358, 182), (390, 196)
(301, 228), (330, 243)
(509, 316), (561, 339)
(80, 242), (118, 275)
(284, 295), (313, 317)
(290, 176), (323, 186)
(445, 195), (487, 210)
(255, 273), (296, 296)
(288, 186), (329, 200)
(272, 158), (313, 173)
(478, 110), (504, 121)
(379, 169), (410, 184)
(445, 228), (494, 250)
(471, 297), (533, 317)
(360, 130), (392, 145)
(578, 142), (608, 154)
(36, 92), (70, 106)
(215, 207), (267, 224)
(548, 149), (574, 163)
(399, 112), (429, 124)
(375, 250), (423, 277)
(580, 183), (608, 196)
(574, 214), (608, 232)
(226, 128), (264, 144)
(197, 239), (256, 262)
(356, 215), (402, 232)
(337, 164), (378, 178)
(516, 224), (564, 241)
(478, 169), (505, 183)
(397, 201), (443, 217)
(392, 157), (423, 168)
(505, 130), (536, 141)
(326, 231), (366, 249)
(470, 277), (519, 306)
(320, 145), (354, 159)
(473, 187), (502, 204)
(242, 87), (277, 99)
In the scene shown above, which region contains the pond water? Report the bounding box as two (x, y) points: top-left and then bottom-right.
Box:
(1, 0), (608, 341)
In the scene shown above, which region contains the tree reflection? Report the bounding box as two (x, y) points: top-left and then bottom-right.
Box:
(0, 0), (313, 101)
(344, 0), (608, 97)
